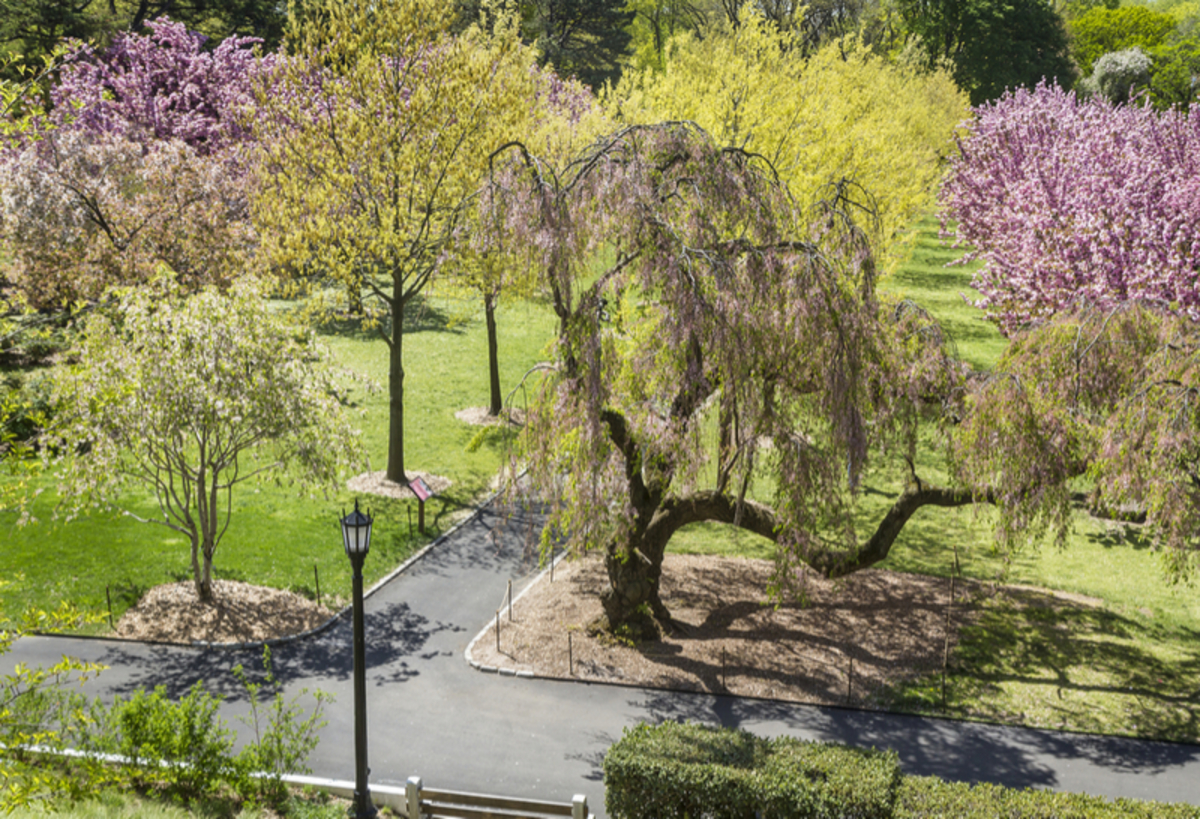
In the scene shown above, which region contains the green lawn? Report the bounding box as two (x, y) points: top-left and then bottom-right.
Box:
(0, 291), (557, 627)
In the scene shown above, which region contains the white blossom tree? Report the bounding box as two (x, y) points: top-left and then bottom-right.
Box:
(48, 278), (364, 602)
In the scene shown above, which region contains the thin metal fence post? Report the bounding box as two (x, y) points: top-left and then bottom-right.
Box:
(847, 655), (854, 704)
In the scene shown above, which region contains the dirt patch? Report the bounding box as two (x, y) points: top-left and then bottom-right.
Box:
(454, 406), (526, 427)
(346, 470), (453, 500)
(114, 580), (335, 644)
(471, 554), (981, 707)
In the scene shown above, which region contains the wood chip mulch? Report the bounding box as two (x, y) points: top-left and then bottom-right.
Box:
(471, 554), (983, 707)
(346, 470), (453, 500)
(454, 406), (526, 427)
(114, 580), (335, 644)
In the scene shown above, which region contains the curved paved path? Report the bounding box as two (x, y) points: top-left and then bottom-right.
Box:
(6, 502), (1200, 815)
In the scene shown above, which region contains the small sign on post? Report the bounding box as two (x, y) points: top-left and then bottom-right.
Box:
(410, 476), (433, 534)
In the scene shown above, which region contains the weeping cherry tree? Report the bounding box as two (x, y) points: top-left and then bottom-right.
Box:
(486, 122), (964, 635)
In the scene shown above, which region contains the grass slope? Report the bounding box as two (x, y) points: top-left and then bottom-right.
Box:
(668, 217), (1200, 743)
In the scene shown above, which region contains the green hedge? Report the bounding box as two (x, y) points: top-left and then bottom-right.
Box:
(896, 776), (1200, 818)
(603, 722), (901, 819)
(603, 723), (1200, 819)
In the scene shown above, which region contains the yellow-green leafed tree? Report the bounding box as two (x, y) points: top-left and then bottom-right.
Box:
(253, 0), (539, 483)
(445, 65), (610, 418)
(608, 11), (968, 263)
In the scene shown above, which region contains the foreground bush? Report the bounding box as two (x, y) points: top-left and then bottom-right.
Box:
(604, 723), (1200, 819)
(3, 647), (328, 813)
(896, 775), (1200, 818)
(603, 722), (901, 818)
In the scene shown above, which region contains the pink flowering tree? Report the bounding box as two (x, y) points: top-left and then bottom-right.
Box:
(941, 83), (1200, 334)
(0, 18), (268, 309)
(47, 17), (270, 154)
(487, 123), (966, 634)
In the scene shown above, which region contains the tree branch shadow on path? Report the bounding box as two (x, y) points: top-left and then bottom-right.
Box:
(563, 730), (618, 783)
(91, 601), (457, 701)
(625, 689), (1200, 789)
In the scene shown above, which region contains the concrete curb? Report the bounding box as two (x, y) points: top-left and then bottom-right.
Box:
(463, 548), (568, 675)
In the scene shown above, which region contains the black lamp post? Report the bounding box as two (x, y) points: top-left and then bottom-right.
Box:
(341, 499), (377, 819)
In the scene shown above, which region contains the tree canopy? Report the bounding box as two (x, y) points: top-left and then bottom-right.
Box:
(941, 83), (1200, 334)
(0, 18), (264, 309)
(0, 0), (288, 77)
(609, 13), (968, 259)
(487, 122), (961, 632)
(253, 0), (543, 484)
(899, 0), (1075, 105)
(1069, 5), (1176, 75)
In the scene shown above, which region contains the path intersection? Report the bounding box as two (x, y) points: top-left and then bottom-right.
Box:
(6, 503), (1200, 815)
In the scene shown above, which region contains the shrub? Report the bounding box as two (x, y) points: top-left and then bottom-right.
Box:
(231, 646), (331, 806)
(603, 722), (900, 819)
(896, 775), (1200, 817)
(109, 682), (237, 797)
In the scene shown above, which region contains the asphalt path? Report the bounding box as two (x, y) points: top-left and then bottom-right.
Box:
(5, 501), (1200, 815)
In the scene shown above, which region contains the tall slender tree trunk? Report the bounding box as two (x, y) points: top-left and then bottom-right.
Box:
(387, 291), (407, 484)
(485, 291), (502, 416)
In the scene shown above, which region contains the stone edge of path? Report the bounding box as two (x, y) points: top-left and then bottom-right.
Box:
(30, 490), (501, 652)
(464, 548), (567, 677)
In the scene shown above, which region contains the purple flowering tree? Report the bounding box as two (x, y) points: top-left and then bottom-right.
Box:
(48, 17), (269, 154)
(0, 18), (268, 308)
(941, 83), (1200, 334)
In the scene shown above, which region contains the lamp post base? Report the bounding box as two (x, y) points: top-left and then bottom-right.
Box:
(352, 788), (377, 819)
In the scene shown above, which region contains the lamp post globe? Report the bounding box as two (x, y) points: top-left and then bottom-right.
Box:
(340, 499), (376, 819)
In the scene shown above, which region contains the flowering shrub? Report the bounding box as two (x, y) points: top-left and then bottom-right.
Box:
(1080, 47), (1154, 103)
(48, 17), (270, 155)
(941, 83), (1200, 333)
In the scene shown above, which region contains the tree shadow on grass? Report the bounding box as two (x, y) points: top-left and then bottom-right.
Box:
(884, 593), (1200, 743)
(1084, 522), (1152, 551)
(316, 293), (463, 341)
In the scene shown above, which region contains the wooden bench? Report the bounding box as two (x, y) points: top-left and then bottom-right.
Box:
(404, 777), (592, 819)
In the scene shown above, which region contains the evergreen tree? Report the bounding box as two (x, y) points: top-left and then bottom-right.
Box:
(901, 0), (1075, 104)
(524, 0), (634, 89)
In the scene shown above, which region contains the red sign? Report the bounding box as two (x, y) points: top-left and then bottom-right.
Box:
(410, 476), (432, 502)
